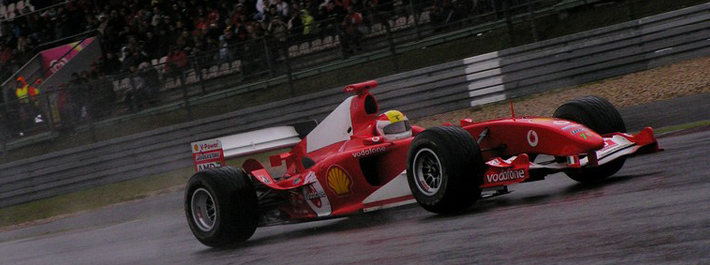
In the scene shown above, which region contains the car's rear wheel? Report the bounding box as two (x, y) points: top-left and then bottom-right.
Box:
(407, 126), (485, 214)
(185, 166), (259, 247)
(554, 96), (627, 184)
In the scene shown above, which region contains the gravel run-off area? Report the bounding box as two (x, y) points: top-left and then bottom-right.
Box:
(414, 55), (710, 127)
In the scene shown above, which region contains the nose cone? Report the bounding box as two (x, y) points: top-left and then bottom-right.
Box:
(555, 121), (605, 155)
(522, 118), (604, 155)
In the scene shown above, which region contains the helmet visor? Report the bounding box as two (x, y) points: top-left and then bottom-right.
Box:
(382, 120), (411, 135)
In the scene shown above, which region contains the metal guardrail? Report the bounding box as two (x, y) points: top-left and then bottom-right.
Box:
(1, 3), (710, 208)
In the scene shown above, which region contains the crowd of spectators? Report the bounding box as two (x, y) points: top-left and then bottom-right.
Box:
(1, 0), (434, 118)
(1, 0), (423, 131)
(1, 0), (420, 84)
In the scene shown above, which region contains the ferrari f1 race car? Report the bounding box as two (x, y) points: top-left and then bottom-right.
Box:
(184, 80), (659, 247)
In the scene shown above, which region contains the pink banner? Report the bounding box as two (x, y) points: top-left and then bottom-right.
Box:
(40, 37), (95, 77)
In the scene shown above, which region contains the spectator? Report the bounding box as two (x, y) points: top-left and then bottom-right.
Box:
(231, 3), (248, 27)
(430, 0), (454, 26)
(272, 0), (291, 20)
(268, 16), (288, 43)
(349, 0), (366, 11)
(264, 5), (280, 25)
(125, 65), (146, 111)
(342, 6), (364, 54)
(165, 46), (188, 85)
(267, 16), (288, 58)
(102, 51), (122, 76)
(91, 71), (115, 119)
(364, 0), (382, 22)
(139, 62), (161, 105)
(300, 9), (316, 36)
(14, 76), (40, 132)
(217, 39), (232, 63)
(122, 48), (148, 71)
(222, 26), (239, 46)
(255, 0), (270, 21)
(287, 5), (304, 31)
(78, 71), (93, 119)
(0, 42), (12, 65)
(143, 31), (160, 59)
(65, 72), (83, 128)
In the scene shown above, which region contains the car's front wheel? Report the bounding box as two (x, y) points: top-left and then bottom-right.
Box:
(554, 96), (627, 184)
(406, 126), (485, 214)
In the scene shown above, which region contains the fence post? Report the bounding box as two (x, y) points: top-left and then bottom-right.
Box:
(181, 81), (193, 121)
(409, 1), (422, 41)
(492, 0), (502, 20)
(626, 0), (636, 20)
(334, 19), (349, 59)
(43, 92), (56, 133)
(262, 37), (276, 78)
(503, 0), (515, 46)
(192, 56), (207, 95)
(1, 140), (6, 163)
(282, 45), (296, 97)
(0, 105), (7, 163)
(88, 108), (96, 143)
(383, 18), (400, 72)
(527, 0), (538, 42)
(127, 73), (138, 112)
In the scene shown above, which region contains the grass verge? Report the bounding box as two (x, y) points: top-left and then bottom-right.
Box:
(0, 149), (287, 230)
(655, 120), (710, 135)
(0, 167), (193, 230)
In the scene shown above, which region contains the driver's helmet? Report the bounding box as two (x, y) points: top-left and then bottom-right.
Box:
(376, 110), (412, 141)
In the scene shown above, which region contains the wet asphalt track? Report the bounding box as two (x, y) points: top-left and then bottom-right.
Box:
(1, 94), (710, 265)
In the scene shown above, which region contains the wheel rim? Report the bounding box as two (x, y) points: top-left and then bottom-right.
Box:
(413, 148), (443, 196)
(191, 188), (217, 232)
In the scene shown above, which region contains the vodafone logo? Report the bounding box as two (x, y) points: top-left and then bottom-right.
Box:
(527, 130), (538, 147)
(485, 169), (526, 183)
(352, 147), (386, 158)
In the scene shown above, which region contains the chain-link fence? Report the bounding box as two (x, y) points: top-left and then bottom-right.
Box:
(0, 0), (666, 159)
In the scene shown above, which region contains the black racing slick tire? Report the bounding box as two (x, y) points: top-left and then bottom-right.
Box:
(406, 126), (485, 214)
(185, 166), (259, 247)
(554, 96), (627, 184)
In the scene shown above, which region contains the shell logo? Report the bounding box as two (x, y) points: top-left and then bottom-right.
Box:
(193, 144), (199, 152)
(327, 166), (353, 197)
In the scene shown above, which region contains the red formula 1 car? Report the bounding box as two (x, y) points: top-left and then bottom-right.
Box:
(185, 80), (422, 247)
(184, 80), (659, 247)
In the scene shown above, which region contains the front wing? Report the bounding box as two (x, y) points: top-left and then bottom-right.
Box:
(481, 127), (660, 188)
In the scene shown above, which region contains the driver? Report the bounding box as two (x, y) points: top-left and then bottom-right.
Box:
(375, 110), (412, 141)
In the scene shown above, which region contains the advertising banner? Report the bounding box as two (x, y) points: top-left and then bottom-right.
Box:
(40, 37), (95, 77)
(191, 139), (226, 172)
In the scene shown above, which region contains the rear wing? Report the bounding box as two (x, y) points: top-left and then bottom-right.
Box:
(191, 120), (317, 172)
